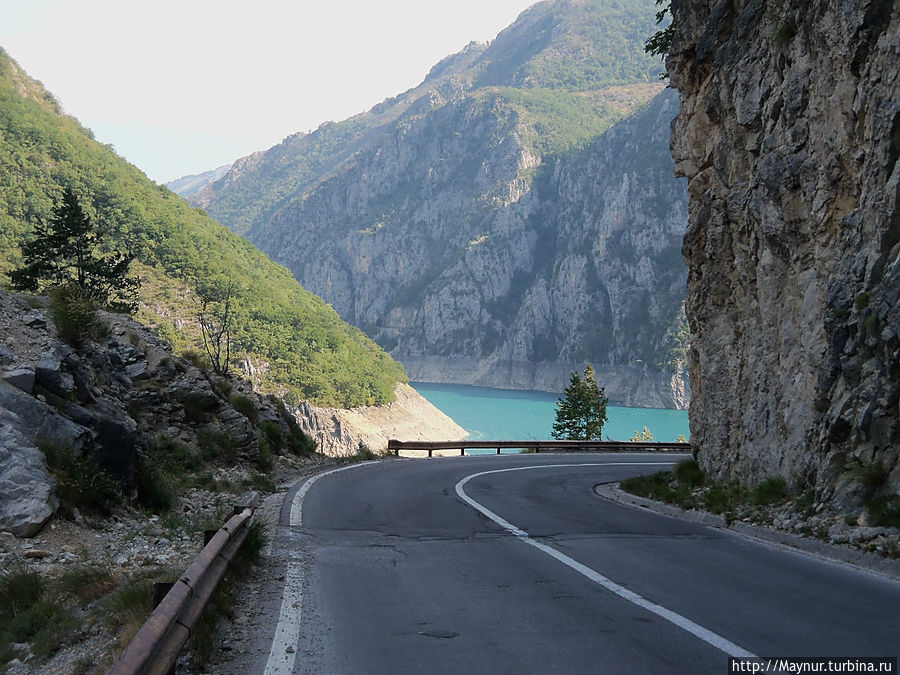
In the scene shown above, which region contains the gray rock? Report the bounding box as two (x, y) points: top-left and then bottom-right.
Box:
(2, 367), (35, 394)
(0, 408), (59, 537)
(23, 312), (47, 329)
(0, 380), (91, 453)
(35, 352), (75, 398)
(126, 361), (149, 380)
(668, 0), (900, 491)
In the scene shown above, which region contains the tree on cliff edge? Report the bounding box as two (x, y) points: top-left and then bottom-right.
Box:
(552, 363), (608, 440)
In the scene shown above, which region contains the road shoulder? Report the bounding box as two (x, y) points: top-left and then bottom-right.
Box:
(595, 481), (900, 581)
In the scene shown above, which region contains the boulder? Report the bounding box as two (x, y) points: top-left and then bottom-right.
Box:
(35, 351), (75, 398)
(0, 408), (58, 537)
(0, 379), (92, 453)
(2, 366), (35, 394)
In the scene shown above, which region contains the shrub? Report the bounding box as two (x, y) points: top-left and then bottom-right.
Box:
(287, 426), (316, 456)
(866, 496), (900, 528)
(229, 394), (259, 423)
(181, 349), (210, 372)
(673, 459), (703, 489)
(751, 476), (788, 506)
(630, 425), (654, 442)
(182, 392), (219, 423)
(0, 569), (77, 665)
(57, 564), (115, 603)
(106, 579), (154, 644)
(701, 482), (746, 514)
(257, 438), (275, 472)
(42, 443), (122, 514)
(197, 428), (238, 464)
(259, 420), (284, 453)
(245, 472), (276, 493)
(48, 284), (100, 346)
(135, 453), (178, 513)
(846, 459), (889, 491)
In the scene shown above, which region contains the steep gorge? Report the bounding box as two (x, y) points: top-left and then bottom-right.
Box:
(668, 0), (899, 500)
(184, 0), (691, 408)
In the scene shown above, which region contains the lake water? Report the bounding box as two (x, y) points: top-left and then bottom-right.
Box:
(411, 382), (689, 442)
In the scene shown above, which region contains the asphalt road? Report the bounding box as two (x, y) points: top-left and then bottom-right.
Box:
(261, 454), (900, 674)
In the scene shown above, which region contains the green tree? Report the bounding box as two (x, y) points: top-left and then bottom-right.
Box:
(10, 188), (140, 313)
(552, 363), (608, 440)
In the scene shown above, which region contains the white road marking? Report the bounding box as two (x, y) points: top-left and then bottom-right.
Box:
(264, 462), (377, 675)
(455, 463), (758, 659)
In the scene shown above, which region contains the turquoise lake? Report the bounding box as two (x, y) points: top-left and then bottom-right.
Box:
(411, 382), (689, 442)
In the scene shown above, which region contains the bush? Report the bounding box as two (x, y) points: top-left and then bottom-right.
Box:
(42, 444), (122, 514)
(846, 459), (889, 491)
(0, 569), (77, 666)
(673, 459), (703, 489)
(197, 428), (238, 464)
(182, 393), (219, 423)
(287, 426), (316, 456)
(701, 482), (746, 514)
(229, 394), (259, 424)
(257, 438), (275, 472)
(135, 453), (178, 513)
(181, 349), (210, 372)
(48, 284), (100, 346)
(105, 578), (155, 645)
(57, 564), (116, 603)
(866, 496), (900, 528)
(751, 476), (788, 506)
(259, 420), (284, 453)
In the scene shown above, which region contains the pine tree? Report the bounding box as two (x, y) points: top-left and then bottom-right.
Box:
(552, 363), (609, 440)
(10, 188), (139, 312)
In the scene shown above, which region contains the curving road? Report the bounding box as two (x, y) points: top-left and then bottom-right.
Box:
(257, 454), (900, 674)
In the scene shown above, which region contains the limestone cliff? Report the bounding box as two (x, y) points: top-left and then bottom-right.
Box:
(295, 383), (467, 457)
(180, 0), (691, 408)
(668, 0), (899, 500)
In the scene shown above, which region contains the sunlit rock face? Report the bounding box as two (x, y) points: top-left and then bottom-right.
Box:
(668, 0), (899, 498)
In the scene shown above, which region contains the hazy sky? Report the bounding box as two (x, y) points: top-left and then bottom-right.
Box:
(0, 0), (537, 183)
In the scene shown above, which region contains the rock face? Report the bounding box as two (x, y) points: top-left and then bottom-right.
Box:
(181, 1), (691, 409)
(0, 405), (58, 536)
(0, 289), (303, 535)
(668, 0), (899, 497)
(269, 90), (690, 408)
(295, 383), (467, 456)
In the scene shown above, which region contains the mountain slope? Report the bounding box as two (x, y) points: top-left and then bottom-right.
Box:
(165, 164), (232, 197)
(177, 0), (689, 407)
(0, 47), (406, 408)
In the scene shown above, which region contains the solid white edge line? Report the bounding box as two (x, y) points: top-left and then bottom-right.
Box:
(454, 463), (758, 659)
(264, 462), (378, 675)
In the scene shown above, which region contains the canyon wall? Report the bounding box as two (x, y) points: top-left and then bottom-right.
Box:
(668, 0), (899, 499)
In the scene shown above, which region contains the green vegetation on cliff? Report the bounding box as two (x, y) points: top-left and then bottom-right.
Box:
(0, 47), (406, 407)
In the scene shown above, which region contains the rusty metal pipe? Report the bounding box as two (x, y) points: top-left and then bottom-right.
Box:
(107, 508), (253, 675)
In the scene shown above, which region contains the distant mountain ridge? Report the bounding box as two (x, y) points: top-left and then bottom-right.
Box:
(166, 164), (232, 197)
(172, 0), (690, 408)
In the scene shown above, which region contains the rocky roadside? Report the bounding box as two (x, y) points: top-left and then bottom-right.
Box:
(0, 287), (330, 673)
(597, 483), (900, 580)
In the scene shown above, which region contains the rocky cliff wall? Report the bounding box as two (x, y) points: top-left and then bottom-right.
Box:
(265, 90), (690, 408)
(668, 0), (899, 499)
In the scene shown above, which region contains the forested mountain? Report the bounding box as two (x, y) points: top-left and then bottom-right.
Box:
(177, 0), (690, 407)
(0, 47), (406, 408)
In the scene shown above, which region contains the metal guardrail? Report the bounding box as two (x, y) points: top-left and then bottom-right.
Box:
(106, 507), (254, 675)
(388, 439), (692, 457)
